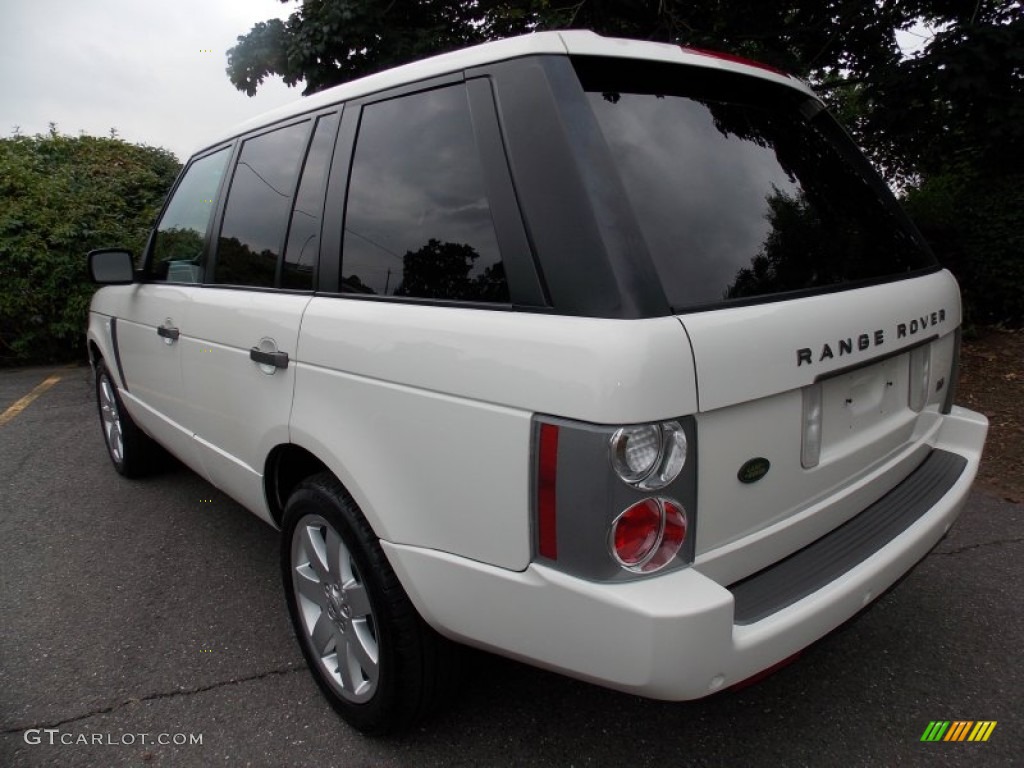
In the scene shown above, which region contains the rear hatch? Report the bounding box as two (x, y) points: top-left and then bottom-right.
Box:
(575, 54), (959, 580)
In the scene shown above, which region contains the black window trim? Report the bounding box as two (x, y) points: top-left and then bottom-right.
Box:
(471, 55), (672, 319)
(205, 116), (315, 290)
(322, 72), (543, 308)
(279, 108), (343, 291)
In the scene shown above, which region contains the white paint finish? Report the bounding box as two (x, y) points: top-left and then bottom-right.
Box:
(290, 364), (533, 570)
(559, 31), (813, 95)
(298, 298), (698, 425)
(382, 541), (736, 696)
(201, 30), (815, 151)
(677, 270), (962, 412)
(180, 288), (310, 507)
(89, 284), (200, 469)
(192, 433), (274, 525)
(382, 406), (985, 699)
(202, 32), (571, 150)
(692, 382), (919, 566)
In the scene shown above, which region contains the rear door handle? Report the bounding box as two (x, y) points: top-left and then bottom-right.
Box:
(157, 324), (180, 342)
(249, 347), (289, 370)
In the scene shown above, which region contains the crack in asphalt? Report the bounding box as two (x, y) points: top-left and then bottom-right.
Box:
(0, 665), (305, 735)
(931, 536), (1024, 556)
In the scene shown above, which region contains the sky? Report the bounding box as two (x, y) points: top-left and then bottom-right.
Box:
(0, 1), (937, 164)
(0, 0), (303, 161)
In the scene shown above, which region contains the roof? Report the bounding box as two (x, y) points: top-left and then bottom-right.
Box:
(198, 30), (814, 154)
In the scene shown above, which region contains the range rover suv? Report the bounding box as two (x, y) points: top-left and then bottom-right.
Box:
(86, 30), (988, 734)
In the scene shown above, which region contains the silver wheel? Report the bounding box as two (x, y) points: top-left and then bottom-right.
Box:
(98, 374), (124, 464)
(291, 514), (379, 703)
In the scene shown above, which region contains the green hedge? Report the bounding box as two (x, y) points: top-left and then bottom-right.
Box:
(0, 129), (180, 366)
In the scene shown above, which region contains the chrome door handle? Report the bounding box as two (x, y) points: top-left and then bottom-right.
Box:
(249, 347), (289, 369)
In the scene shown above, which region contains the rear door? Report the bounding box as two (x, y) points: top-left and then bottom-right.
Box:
(113, 147), (232, 468)
(180, 112), (340, 522)
(573, 56), (959, 565)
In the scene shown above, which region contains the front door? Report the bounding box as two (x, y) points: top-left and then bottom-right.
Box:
(113, 147), (232, 470)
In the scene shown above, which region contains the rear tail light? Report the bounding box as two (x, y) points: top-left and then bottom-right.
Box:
(610, 498), (688, 573)
(801, 383), (822, 469)
(533, 415), (697, 580)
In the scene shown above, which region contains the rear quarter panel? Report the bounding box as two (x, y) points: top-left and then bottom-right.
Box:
(290, 298), (698, 570)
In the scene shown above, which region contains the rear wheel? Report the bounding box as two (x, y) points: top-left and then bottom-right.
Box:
(281, 473), (458, 734)
(95, 360), (157, 477)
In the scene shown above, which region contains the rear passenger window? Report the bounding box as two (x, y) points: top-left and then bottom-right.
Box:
(215, 121), (309, 287)
(342, 84), (508, 303)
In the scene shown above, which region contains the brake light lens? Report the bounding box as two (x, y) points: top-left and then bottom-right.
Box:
(682, 46), (790, 77)
(610, 498), (688, 573)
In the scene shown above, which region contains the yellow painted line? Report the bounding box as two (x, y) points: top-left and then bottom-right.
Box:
(0, 374), (62, 427)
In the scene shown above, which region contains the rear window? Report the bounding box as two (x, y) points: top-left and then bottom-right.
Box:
(574, 58), (936, 312)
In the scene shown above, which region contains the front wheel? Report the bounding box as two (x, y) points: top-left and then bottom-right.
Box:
(95, 361), (158, 477)
(281, 473), (458, 734)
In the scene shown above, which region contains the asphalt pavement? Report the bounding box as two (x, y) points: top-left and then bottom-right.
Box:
(1, 365), (1020, 767)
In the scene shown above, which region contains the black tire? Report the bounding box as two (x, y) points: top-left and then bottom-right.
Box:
(94, 360), (158, 478)
(281, 472), (459, 735)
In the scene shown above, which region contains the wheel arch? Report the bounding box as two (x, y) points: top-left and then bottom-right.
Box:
(87, 339), (103, 367)
(264, 443), (334, 529)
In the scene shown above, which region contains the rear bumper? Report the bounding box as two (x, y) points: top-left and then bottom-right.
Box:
(383, 406), (988, 700)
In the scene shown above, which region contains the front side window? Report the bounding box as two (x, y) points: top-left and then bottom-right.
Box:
(575, 58), (936, 311)
(341, 84), (508, 303)
(149, 148), (230, 283)
(215, 121), (309, 288)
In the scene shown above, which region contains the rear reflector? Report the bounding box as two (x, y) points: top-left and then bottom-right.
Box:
(728, 651), (803, 691)
(537, 423), (559, 559)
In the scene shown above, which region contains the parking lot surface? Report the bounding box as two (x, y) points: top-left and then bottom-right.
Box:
(1, 366), (1020, 767)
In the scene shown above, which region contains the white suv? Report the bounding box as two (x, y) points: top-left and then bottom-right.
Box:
(86, 31), (988, 734)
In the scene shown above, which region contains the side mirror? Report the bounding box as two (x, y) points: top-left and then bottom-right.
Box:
(88, 249), (135, 285)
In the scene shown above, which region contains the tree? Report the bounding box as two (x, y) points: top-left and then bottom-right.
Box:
(227, 1), (1021, 178)
(0, 130), (180, 364)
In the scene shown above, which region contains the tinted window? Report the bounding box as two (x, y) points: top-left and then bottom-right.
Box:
(282, 113), (339, 290)
(215, 121), (309, 287)
(149, 148), (230, 283)
(342, 84), (508, 303)
(576, 58), (935, 311)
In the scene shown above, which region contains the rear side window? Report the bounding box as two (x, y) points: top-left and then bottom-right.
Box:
(341, 84), (508, 303)
(215, 121), (310, 288)
(149, 148), (230, 283)
(575, 58), (935, 311)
